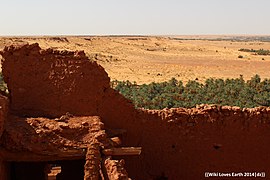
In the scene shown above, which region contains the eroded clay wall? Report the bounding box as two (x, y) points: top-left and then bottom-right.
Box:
(0, 95), (8, 138)
(133, 106), (270, 179)
(1, 44), (270, 179)
(99, 95), (270, 179)
(0, 43), (109, 118)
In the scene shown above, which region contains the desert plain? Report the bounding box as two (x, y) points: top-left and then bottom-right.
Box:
(1, 35), (270, 84)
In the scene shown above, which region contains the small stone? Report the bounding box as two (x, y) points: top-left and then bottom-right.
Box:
(59, 122), (69, 129)
(82, 121), (89, 126)
(36, 129), (42, 134)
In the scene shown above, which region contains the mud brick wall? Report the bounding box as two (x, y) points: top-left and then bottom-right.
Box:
(133, 106), (270, 179)
(100, 100), (270, 179)
(0, 43), (109, 118)
(0, 95), (8, 138)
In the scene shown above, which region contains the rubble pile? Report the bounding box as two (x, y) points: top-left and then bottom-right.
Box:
(0, 44), (138, 180)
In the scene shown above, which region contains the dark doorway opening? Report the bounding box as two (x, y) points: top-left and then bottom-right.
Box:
(51, 160), (85, 180)
(10, 162), (46, 180)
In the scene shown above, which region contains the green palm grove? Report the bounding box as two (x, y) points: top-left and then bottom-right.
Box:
(112, 75), (270, 109)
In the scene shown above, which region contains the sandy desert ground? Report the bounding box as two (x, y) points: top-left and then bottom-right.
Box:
(1, 35), (270, 84)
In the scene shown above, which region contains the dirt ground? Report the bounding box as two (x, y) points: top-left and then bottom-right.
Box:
(1, 35), (270, 84)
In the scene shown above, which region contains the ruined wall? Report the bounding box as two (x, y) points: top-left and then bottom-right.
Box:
(0, 95), (8, 138)
(104, 158), (129, 179)
(100, 93), (270, 179)
(134, 106), (270, 179)
(1, 44), (270, 179)
(0, 43), (109, 118)
(0, 96), (9, 180)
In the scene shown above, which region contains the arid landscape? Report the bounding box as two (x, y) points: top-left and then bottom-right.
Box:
(1, 35), (270, 84)
(0, 37), (270, 180)
(1, 0), (270, 179)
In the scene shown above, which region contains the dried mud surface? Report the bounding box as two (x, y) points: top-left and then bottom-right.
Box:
(1, 116), (108, 155)
(1, 44), (270, 179)
(104, 158), (129, 180)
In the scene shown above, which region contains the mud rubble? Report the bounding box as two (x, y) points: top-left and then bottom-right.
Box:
(1, 44), (270, 180)
(0, 44), (132, 180)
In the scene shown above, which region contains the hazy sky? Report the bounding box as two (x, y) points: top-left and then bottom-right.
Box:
(0, 0), (269, 35)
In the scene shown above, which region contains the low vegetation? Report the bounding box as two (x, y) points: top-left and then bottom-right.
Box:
(238, 55), (244, 58)
(0, 72), (7, 93)
(239, 48), (270, 55)
(112, 75), (270, 109)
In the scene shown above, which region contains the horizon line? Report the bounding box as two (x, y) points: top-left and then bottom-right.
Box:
(1, 34), (270, 38)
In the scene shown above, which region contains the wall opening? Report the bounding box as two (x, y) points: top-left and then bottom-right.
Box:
(52, 160), (85, 180)
(10, 162), (46, 180)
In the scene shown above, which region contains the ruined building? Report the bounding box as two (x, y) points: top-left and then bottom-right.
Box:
(0, 43), (270, 179)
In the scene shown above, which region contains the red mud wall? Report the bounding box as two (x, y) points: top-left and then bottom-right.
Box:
(0, 43), (109, 117)
(134, 106), (270, 179)
(1, 44), (270, 179)
(0, 95), (9, 180)
(98, 91), (270, 179)
(0, 95), (8, 138)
